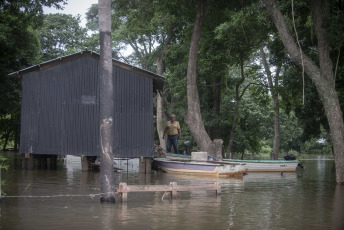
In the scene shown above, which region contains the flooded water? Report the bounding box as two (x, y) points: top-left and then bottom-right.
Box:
(1, 152), (343, 230)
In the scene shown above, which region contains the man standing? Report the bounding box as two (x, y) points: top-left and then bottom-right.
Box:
(163, 114), (182, 154)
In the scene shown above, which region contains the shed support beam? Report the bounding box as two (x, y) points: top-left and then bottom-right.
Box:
(139, 157), (153, 174)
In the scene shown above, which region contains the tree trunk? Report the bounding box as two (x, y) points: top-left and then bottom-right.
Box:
(225, 53), (246, 159)
(14, 120), (19, 151)
(260, 47), (281, 160)
(212, 77), (222, 139)
(263, 0), (344, 183)
(226, 100), (239, 159)
(99, 0), (115, 202)
(156, 93), (166, 150)
(184, 0), (223, 160)
(271, 95), (280, 160)
(156, 27), (174, 150)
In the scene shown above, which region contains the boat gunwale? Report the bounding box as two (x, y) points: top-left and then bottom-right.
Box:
(154, 158), (226, 167)
(162, 153), (299, 164)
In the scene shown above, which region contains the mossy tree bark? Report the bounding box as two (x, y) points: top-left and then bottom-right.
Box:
(185, 0), (223, 160)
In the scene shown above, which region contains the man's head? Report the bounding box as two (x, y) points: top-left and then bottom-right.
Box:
(170, 114), (176, 122)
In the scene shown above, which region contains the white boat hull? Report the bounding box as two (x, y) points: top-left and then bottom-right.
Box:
(154, 158), (246, 176)
(224, 159), (299, 172)
(163, 153), (299, 172)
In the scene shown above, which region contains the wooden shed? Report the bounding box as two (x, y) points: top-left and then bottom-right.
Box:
(10, 50), (164, 158)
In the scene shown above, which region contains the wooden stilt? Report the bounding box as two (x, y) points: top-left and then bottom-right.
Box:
(21, 154), (27, 169)
(139, 157), (145, 173)
(81, 156), (89, 171)
(41, 156), (48, 169)
(145, 158), (152, 173)
(50, 155), (57, 169)
(35, 155), (41, 169)
(139, 157), (153, 174)
(26, 154), (34, 170)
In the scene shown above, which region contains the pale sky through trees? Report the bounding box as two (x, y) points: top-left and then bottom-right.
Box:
(43, 0), (98, 27)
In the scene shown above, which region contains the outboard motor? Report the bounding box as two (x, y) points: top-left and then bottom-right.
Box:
(183, 140), (191, 155)
(284, 153), (297, 160)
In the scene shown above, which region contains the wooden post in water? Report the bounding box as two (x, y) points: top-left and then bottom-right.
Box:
(119, 182), (129, 202)
(145, 158), (152, 173)
(49, 155), (57, 170)
(139, 157), (145, 174)
(41, 155), (47, 169)
(81, 156), (89, 171)
(171, 182), (178, 199)
(99, 0), (115, 203)
(26, 154), (34, 170)
(139, 157), (153, 174)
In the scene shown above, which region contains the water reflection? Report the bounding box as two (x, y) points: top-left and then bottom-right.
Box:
(0, 153), (343, 230)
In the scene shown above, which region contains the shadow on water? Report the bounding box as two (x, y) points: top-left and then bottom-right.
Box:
(0, 152), (343, 230)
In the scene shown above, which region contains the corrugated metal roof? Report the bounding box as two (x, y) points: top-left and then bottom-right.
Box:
(9, 50), (165, 91)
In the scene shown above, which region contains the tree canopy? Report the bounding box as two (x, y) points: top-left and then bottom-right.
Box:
(1, 0), (344, 174)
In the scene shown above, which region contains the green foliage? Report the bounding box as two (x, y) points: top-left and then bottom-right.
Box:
(0, 155), (8, 170)
(301, 138), (333, 155)
(39, 13), (88, 61)
(0, 154), (8, 195)
(282, 66), (329, 141)
(260, 143), (273, 155)
(0, 0), (342, 158)
(214, 2), (269, 64)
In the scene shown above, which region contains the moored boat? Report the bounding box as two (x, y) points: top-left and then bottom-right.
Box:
(223, 159), (299, 172)
(163, 153), (299, 172)
(153, 157), (246, 177)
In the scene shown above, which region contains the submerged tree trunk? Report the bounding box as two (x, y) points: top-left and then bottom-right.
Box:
(156, 27), (174, 150)
(260, 47), (281, 160)
(99, 0), (115, 202)
(185, 0), (223, 160)
(263, 0), (344, 184)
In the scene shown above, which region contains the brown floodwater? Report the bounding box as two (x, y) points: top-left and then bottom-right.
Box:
(0, 152), (343, 230)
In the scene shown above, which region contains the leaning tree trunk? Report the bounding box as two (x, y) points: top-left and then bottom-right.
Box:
(263, 0), (344, 184)
(156, 27), (174, 150)
(184, 0), (223, 160)
(260, 47), (281, 160)
(99, 0), (115, 202)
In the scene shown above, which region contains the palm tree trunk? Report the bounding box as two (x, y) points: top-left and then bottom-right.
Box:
(99, 0), (115, 202)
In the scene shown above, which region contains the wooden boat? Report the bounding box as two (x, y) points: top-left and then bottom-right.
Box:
(223, 159), (299, 172)
(163, 153), (299, 172)
(153, 157), (246, 177)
